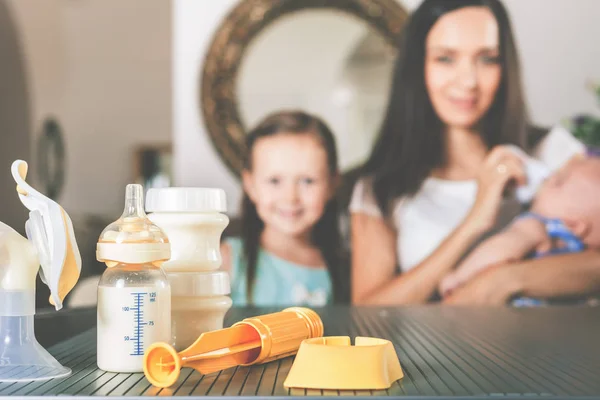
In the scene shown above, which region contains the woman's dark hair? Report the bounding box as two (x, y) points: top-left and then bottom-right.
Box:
(363, 0), (528, 215)
(241, 110), (348, 304)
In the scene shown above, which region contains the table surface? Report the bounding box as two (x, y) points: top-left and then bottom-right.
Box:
(2, 306), (600, 399)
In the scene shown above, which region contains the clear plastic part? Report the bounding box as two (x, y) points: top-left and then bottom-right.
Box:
(97, 263), (171, 372)
(98, 262), (170, 289)
(98, 184), (169, 246)
(96, 184), (170, 267)
(0, 315), (70, 382)
(0, 225), (70, 382)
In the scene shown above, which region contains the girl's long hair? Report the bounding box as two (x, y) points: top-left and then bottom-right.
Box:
(241, 110), (348, 304)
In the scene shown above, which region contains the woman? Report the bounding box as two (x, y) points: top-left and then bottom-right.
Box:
(350, 0), (598, 305)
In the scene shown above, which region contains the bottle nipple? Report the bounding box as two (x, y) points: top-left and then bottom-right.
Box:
(123, 183), (146, 219)
(96, 184), (171, 267)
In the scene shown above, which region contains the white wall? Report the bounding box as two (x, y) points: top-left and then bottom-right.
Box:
(174, 0), (600, 216)
(60, 0), (172, 217)
(173, 0), (240, 213)
(503, 0), (600, 124)
(9, 0), (172, 218)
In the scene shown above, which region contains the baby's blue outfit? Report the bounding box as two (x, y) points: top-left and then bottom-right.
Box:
(512, 212), (585, 307)
(225, 237), (333, 307)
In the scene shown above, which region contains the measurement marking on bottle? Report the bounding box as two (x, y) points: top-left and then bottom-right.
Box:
(124, 292), (156, 356)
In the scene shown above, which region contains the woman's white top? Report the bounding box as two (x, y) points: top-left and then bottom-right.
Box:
(349, 125), (585, 272)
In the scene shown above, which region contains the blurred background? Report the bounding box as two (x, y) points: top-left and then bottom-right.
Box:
(0, 0), (599, 305)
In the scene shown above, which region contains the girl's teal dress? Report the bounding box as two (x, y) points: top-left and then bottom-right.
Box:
(225, 237), (332, 307)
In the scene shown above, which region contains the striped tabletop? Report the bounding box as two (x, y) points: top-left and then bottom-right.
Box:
(0, 306), (599, 398)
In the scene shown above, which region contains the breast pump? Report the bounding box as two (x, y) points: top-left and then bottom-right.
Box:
(0, 160), (82, 382)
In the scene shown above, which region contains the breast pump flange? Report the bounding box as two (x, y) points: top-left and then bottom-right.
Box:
(0, 160), (82, 382)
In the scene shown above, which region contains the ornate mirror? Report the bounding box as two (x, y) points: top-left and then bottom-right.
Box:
(201, 0), (408, 190)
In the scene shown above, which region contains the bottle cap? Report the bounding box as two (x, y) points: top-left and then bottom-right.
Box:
(146, 188), (226, 213)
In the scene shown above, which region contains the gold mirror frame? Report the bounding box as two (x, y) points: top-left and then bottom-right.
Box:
(200, 0), (408, 178)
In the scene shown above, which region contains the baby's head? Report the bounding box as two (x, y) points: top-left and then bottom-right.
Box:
(532, 156), (600, 247)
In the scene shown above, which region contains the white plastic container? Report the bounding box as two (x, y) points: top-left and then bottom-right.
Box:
(146, 188), (232, 350)
(168, 271), (232, 350)
(146, 188), (229, 272)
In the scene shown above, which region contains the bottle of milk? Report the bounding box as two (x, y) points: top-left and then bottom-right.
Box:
(96, 184), (171, 373)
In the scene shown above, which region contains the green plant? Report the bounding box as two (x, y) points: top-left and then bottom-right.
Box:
(570, 115), (600, 147)
(567, 81), (600, 147)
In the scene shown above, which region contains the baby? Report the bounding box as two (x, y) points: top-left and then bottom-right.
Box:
(440, 156), (600, 301)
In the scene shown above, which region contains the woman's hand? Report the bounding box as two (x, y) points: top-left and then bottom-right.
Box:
(466, 146), (526, 234)
(442, 263), (524, 305)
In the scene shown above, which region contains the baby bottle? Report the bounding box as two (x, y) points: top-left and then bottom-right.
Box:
(96, 184), (172, 373)
(145, 187), (232, 350)
(507, 145), (551, 203)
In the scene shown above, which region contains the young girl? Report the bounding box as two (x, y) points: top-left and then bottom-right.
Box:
(220, 110), (348, 306)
